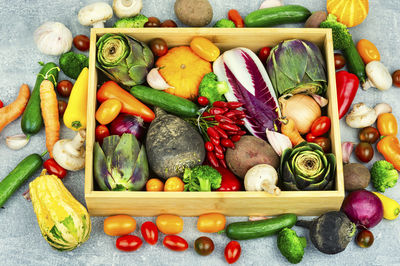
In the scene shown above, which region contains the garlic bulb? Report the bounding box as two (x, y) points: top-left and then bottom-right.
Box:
(34, 22), (73, 55)
(146, 68), (174, 90)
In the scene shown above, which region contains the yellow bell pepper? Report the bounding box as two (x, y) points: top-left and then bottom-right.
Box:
(373, 192), (400, 220)
(63, 68), (88, 131)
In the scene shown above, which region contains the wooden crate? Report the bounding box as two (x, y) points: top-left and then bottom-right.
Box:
(85, 28), (344, 217)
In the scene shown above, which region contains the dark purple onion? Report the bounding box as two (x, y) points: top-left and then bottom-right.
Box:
(109, 114), (147, 141)
(341, 190), (383, 229)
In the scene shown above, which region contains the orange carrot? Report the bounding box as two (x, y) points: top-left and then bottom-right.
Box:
(0, 84), (30, 132)
(40, 80), (60, 157)
(281, 117), (305, 146)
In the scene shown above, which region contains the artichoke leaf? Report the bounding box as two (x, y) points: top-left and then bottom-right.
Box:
(128, 64), (148, 85)
(93, 142), (111, 191)
(111, 134), (140, 183)
(102, 135), (121, 170)
(129, 145), (149, 191)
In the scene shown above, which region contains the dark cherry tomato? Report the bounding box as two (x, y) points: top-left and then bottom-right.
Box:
(95, 125), (110, 144)
(194, 236), (214, 256)
(359, 126), (380, 144)
(163, 235), (188, 252)
(311, 116), (331, 137)
(144, 17), (161, 27)
(149, 38), (168, 57)
(116, 235), (143, 252)
(160, 19), (178, 27)
(306, 133), (317, 142)
(334, 53), (346, 69)
(141, 221), (158, 245)
(258, 47), (271, 63)
(73, 35), (90, 51)
(355, 142), (374, 163)
(0, 100), (3, 108)
(43, 158), (67, 179)
(197, 96), (209, 106)
(57, 80), (73, 97)
(224, 241), (241, 264)
(356, 229), (374, 248)
(314, 136), (331, 153)
(58, 100), (68, 117)
(392, 70), (400, 88)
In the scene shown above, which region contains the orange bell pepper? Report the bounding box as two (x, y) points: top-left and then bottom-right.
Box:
(377, 113), (398, 136)
(377, 136), (400, 171)
(97, 81), (155, 122)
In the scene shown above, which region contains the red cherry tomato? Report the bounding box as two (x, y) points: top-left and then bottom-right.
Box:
(355, 142), (374, 163)
(144, 17), (161, 27)
(197, 96), (209, 106)
(160, 20), (177, 27)
(141, 221), (158, 245)
(95, 125), (110, 144)
(116, 235), (143, 252)
(314, 137), (331, 153)
(306, 133), (316, 142)
(224, 241), (241, 264)
(258, 47), (271, 63)
(149, 38), (168, 57)
(356, 229), (374, 248)
(194, 236), (214, 256)
(311, 116), (331, 137)
(392, 70), (400, 88)
(58, 100), (68, 117)
(56, 80), (73, 97)
(43, 158), (67, 179)
(73, 35), (90, 51)
(334, 53), (346, 69)
(163, 235), (188, 252)
(0, 100), (3, 108)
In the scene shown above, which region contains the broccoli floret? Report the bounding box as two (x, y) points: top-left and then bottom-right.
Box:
(183, 165), (222, 192)
(113, 14), (148, 28)
(320, 14), (353, 50)
(371, 160), (399, 192)
(198, 72), (229, 105)
(59, 52), (89, 80)
(214, 19), (236, 28)
(277, 228), (307, 264)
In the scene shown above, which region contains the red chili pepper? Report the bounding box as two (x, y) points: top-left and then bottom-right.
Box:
(214, 126), (229, 139)
(207, 151), (220, 168)
(210, 137), (220, 146)
(221, 138), (235, 149)
(209, 107), (226, 115)
(215, 115), (234, 124)
(215, 152), (224, 160)
(197, 96), (209, 106)
(219, 123), (240, 132)
(202, 111), (214, 121)
(231, 135), (241, 142)
(237, 130), (246, 136)
(231, 110), (245, 116)
(207, 127), (220, 139)
(228, 9), (244, 28)
(226, 131), (238, 135)
(218, 159), (227, 169)
(205, 141), (214, 152)
(235, 120), (245, 126)
(163, 235), (188, 252)
(224, 111), (236, 119)
(227, 101), (243, 109)
(0, 100), (3, 108)
(212, 101), (228, 108)
(214, 144), (224, 155)
(336, 70), (360, 119)
(141, 221), (158, 245)
(43, 158), (67, 179)
(235, 114), (246, 119)
(215, 167), (241, 191)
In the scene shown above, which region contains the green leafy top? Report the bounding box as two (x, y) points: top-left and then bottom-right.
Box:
(320, 14), (353, 50)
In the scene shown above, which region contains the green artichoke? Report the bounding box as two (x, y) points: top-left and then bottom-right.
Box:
(96, 33), (154, 86)
(280, 142), (336, 191)
(94, 133), (149, 191)
(266, 39), (327, 97)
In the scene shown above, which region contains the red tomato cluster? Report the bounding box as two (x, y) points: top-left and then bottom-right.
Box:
(306, 116), (332, 153)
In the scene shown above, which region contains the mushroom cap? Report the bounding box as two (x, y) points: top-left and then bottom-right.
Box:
(78, 2), (113, 26)
(365, 61), (393, 90)
(113, 0), (143, 18)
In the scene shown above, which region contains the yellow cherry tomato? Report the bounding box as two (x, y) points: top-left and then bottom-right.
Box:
(373, 192), (400, 220)
(156, 214), (184, 234)
(356, 39), (380, 64)
(190, 36), (220, 62)
(103, 215), (136, 236)
(164, 177), (184, 191)
(377, 113), (398, 136)
(95, 98), (122, 125)
(197, 213), (226, 233)
(146, 178), (164, 191)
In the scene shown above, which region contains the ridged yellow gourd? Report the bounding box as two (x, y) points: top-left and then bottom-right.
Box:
(29, 170), (91, 251)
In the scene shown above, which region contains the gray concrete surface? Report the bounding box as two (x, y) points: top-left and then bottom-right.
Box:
(0, 0), (399, 265)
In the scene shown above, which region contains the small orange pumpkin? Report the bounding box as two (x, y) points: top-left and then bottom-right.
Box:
(156, 46), (212, 100)
(327, 0), (369, 28)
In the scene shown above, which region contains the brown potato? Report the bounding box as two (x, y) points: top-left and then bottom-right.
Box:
(343, 163), (371, 191)
(174, 0), (213, 27)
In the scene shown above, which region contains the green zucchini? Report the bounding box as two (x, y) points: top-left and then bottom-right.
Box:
(226, 213), (297, 240)
(130, 85), (199, 117)
(0, 153), (44, 207)
(343, 43), (366, 84)
(21, 62), (59, 137)
(245, 5), (311, 27)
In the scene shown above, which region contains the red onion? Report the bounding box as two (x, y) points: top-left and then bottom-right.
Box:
(110, 114), (147, 141)
(341, 190), (383, 229)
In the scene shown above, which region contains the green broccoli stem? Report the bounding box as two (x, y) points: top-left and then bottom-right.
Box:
(199, 178), (211, 192)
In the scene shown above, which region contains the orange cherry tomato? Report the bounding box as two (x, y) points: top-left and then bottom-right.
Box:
(356, 39), (380, 64)
(164, 177), (184, 191)
(95, 98), (122, 125)
(146, 178), (164, 191)
(156, 214), (184, 235)
(197, 213), (226, 233)
(377, 113), (398, 136)
(190, 37), (220, 62)
(104, 215), (136, 236)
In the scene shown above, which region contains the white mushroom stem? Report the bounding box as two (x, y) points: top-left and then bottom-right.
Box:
(65, 130), (86, 157)
(52, 130), (86, 171)
(345, 103), (377, 128)
(244, 164), (280, 196)
(261, 180), (281, 195)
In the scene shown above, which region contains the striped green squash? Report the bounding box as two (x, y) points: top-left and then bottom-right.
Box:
(29, 170), (91, 251)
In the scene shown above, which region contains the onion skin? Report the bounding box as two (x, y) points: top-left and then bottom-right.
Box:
(341, 190), (383, 229)
(109, 114), (147, 141)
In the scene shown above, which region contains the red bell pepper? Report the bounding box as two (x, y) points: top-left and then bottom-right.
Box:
(43, 158), (67, 179)
(214, 167), (241, 191)
(336, 71), (359, 119)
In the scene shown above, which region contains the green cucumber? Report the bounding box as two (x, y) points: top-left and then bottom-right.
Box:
(225, 213), (297, 240)
(245, 5), (311, 27)
(0, 153), (44, 207)
(343, 43), (367, 84)
(21, 62), (59, 137)
(130, 85), (199, 117)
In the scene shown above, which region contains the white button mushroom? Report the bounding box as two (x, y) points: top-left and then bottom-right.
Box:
(53, 130), (86, 171)
(33, 22), (73, 55)
(78, 2), (113, 28)
(244, 164), (281, 195)
(113, 0), (142, 18)
(362, 61), (393, 91)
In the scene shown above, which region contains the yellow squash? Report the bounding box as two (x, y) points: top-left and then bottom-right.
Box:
(29, 170), (91, 251)
(327, 0), (369, 28)
(63, 67), (88, 131)
(373, 192), (400, 220)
